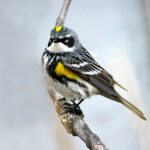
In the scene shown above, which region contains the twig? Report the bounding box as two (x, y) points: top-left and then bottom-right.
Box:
(48, 87), (109, 150)
(47, 0), (109, 149)
(72, 116), (109, 150)
(55, 0), (72, 27)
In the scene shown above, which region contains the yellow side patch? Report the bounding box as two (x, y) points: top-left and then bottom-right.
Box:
(55, 26), (62, 32)
(54, 62), (79, 79)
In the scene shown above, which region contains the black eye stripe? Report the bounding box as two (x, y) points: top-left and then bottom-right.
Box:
(60, 37), (74, 47)
(48, 37), (74, 48)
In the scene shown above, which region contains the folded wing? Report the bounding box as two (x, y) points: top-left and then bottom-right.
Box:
(62, 49), (146, 120)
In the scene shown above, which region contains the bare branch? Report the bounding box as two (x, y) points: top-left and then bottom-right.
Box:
(48, 88), (109, 150)
(55, 0), (72, 27)
(71, 113), (109, 150)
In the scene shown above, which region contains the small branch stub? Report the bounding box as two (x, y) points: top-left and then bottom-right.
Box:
(55, 0), (72, 27)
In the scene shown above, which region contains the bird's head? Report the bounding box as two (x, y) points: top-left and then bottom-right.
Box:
(46, 26), (80, 53)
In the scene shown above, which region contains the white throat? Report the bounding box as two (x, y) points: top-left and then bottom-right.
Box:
(47, 42), (74, 53)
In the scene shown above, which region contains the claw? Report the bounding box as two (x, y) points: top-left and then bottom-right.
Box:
(62, 102), (83, 115)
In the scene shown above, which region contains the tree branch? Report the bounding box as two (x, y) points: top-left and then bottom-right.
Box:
(55, 0), (72, 27)
(47, 0), (109, 149)
(48, 87), (109, 150)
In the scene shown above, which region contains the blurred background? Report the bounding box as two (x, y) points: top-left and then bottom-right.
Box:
(0, 0), (150, 150)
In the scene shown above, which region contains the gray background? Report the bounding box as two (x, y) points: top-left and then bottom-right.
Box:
(0, 0), (150, 150)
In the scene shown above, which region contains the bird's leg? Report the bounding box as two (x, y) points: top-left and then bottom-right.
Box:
(70, 99), (84, 110)
(76, 99), (84, 106)
(64, 99), (84, 114)
(62, 100), (83, 115)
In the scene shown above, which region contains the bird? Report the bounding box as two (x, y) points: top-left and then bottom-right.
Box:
(42, 26), (146, 120)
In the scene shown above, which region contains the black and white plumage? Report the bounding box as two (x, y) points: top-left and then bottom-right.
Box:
(42, 26), (146, 120)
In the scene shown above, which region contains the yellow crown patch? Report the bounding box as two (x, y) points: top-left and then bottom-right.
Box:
(55, 26), (62, 32)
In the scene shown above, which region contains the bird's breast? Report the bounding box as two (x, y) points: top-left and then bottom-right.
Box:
(42, 51), (79, 81)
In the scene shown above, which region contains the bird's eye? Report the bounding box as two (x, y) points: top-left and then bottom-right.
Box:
(64, 38), (69, 43)
(61, 37), (74, 47)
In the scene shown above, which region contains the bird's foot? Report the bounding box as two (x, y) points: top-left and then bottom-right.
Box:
(62, 101), (83, 115)
(75, 99), (84, 106)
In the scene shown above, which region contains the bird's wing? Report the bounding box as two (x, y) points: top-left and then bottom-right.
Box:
(63, 56), (117, 98)
(62, 49), (147, 120)
(76, 47), (127, 90)
(63, 48), (126, 98)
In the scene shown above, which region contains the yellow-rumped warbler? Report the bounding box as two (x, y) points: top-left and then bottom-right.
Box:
(42, 26), (146, 120)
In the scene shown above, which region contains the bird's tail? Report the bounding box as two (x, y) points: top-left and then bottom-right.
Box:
(119, 96), (147, 120)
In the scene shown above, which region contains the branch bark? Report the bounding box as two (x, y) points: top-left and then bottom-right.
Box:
(47, 0), (109, 149)
(55, 0), (72, 27)
(56, 98), (109, 150)
(47, 87), (108, 150)
(48, 83), (108, 150)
